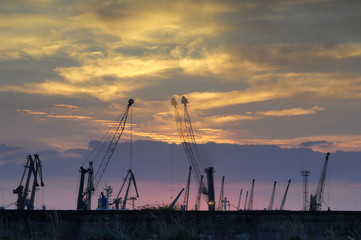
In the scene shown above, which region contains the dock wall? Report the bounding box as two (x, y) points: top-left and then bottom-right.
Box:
(1, 210), (361, 239)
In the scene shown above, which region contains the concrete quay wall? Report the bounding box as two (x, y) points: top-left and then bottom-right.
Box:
(1, 210), (361, 240)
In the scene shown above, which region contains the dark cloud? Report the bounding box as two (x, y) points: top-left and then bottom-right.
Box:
(2, 140), (361, 211)
(2, 140), (360, 185)
(0, 143), (23, 154)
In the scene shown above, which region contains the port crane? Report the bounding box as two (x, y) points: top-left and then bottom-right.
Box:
(268, 181), (277, 210)
(76, 99), (134, 210)
(280, 179), (291, 210)
(111, 169), (139, 210)
(13, 154), (44, 210)
(171, 96), (215, 211)
(310, 152), (330, 211)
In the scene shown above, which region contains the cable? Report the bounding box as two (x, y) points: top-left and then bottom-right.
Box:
(130, 105), (133, 170)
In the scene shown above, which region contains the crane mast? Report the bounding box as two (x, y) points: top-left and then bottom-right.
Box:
(310, 152), (330, 211)
(268, 181), (277, 210)
(77, 99), (134, 210)
(171, 96), (215, 211)
(280, 179), (291, 210)
(301, 170), (310, 211)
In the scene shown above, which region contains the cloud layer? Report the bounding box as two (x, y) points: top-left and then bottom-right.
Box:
(1, 0), (361, 210)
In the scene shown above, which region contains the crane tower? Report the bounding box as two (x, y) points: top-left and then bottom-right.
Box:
(301, 170), (310, 211)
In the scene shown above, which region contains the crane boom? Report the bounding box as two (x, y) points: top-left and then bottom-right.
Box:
(171, 98), (203, 185)
(268, 181), (277, 210)
(217, 176), (225, 211)
(280, 179), (291, 210)
(248, 179), (255, 210)
(243, 191), (248, 210)
(315, 152), (330, 210)
(170, 188), (185, 209)
(93, 99), (134, 190)
(237, 189), (243, 210)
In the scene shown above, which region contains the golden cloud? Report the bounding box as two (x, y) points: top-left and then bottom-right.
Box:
(46, 115), (92, 120)
(55, 53), (178, 83)
(255, 105), (325, 117)
(53, 104), (80, 110)
(315, 43), (361, 59)
(205, 114), (261, 124)
(73, 0), (232, 45)
(1, 80), (142, 102)
(175, 72), (361, 111)
(179, 49), (273, 79)
(15, 109), (47, 115)
(15, 107), (92, 120)
(200, 106), (324, 129)
(177, 90), (280, 110)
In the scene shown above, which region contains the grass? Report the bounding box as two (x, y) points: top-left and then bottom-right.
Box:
(282, 216), (310, 240)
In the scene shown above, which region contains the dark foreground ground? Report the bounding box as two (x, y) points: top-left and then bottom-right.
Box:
(1, 209), (361, 240)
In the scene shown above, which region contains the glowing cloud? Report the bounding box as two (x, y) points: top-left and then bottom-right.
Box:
(15, 109), (47, 115)
(53, 104), (80, 110)
(46, 115), (92, 120)
(255, 106), (325, 117)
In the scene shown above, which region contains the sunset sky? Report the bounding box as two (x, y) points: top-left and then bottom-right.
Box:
(1, 0), (361, 210)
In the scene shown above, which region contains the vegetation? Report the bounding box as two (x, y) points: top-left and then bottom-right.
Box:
(283, 216), (310, 240)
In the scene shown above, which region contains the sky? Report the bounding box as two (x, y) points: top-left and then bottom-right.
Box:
(1, 0), (361, 210)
